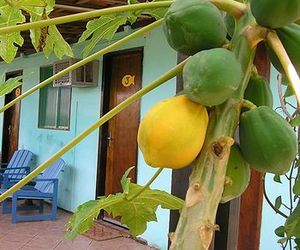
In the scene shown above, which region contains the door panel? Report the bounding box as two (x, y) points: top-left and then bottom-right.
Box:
(102, 49), (143, 196)
(2, 71), (22, 163)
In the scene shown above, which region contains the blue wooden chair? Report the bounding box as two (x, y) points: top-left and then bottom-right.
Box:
(0, 150), (33, 187)
(0, 158), (65, 223)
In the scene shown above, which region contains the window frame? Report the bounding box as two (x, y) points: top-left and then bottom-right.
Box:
(38, 65), (72, 131)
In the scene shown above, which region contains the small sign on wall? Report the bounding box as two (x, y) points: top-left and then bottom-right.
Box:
(121, 74), (135, 87)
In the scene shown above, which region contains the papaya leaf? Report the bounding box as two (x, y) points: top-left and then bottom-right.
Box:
(0, 75), (23, 96)
(293, 178), (300, 196)
(275, 196), (282, 210)
(13, 0), (51, 14)
(275, 225), (286, 237)
(290, 115), (300, 127)
(104, 183), (184, 236)
(66, 170), (184, 239)
(24, 0), (72, 59)
(273, 175), (282, 183)
(0, 1), (25, 63)
(78, 14), (130, 57)
(43, 25), (73, 59)
(129, 0), (169, 20)
(65, 195), (122, 240)
(285, 204), (300, 238)
(78, 0), (169, 57)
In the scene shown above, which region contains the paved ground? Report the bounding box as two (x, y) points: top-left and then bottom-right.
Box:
(0, 203), (158, 250)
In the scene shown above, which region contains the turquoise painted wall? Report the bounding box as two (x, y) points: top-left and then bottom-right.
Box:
(0, 26), (177, 249)
(260, 66), (297, 249)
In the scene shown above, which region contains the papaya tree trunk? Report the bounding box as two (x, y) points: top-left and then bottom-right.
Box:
(170, 10), (260, 250)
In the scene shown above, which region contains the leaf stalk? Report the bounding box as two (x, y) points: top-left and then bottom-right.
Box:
(0, 2), (172, 35)
(266, 31), (300, 104)
(127, 167), (164, 201)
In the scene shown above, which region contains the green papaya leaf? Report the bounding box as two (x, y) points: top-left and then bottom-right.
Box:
(0, 1), (25, 63)
(293, 178), (300, 195)
(290, 115), (300, 127)
(43, 26), (73, 59)
(24, 0), (72, 59)
(104, 183), (184, 236)
(285, 204), (300, 238)
(273, 175), (282, 183)
(275, 196), (282, 210)
(66, 169), (184, 239)
(275, 226), (286, 237)
(65, 195), (122, 240)
(78, 14), (130, 57)
(0, 75), (23, 96)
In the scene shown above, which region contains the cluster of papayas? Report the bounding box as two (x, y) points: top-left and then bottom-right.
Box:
(138, 0), (298, 202)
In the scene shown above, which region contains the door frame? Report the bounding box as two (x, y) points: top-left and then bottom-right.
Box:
(95, 47), (144, 198)
(1, 69), (23, 164)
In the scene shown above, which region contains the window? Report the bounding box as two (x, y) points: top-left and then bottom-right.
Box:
(38, 66), (71, 130)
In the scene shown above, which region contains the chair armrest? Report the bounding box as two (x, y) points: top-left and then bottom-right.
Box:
(0, 166), (30, 171)
(0, 167), (30, 175)
(33, 178), (59, 183)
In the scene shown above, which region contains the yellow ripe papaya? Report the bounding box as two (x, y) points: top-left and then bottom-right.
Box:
(137, 95), (209, 169)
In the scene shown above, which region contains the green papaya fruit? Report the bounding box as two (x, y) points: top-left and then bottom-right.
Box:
(244, 74), (273, 108)
(163, 0), (227, 55)
(250, 0), (300, 28)
(267, 23), (300, 75)
(239, 106), (297, 175)
(221, 144), (250, 204)
(183, 48), (242, 106)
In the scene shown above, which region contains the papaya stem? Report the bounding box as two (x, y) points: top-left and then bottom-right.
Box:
(241, 99), (257, 110)
(126, 168), (164, 201)
(210, 0), (248, 18)
(0, 20), (163, 114)
(0, 59), (188, 203)
(266, 31), (300, 104)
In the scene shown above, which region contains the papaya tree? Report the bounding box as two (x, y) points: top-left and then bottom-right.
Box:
(0, 0), (300, 249)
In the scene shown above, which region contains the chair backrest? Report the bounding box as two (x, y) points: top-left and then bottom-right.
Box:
(5, 150), (33, 179)
(35, 158), (66, 193)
